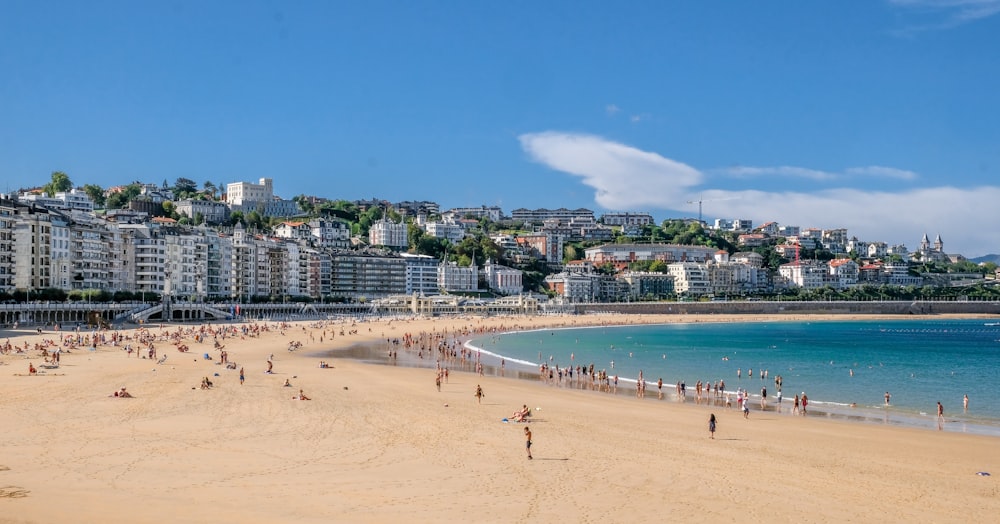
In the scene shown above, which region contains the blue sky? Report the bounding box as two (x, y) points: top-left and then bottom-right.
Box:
(1, 1), (999, 256)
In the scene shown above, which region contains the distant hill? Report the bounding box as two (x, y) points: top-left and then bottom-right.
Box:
(970, 254), (1000, 264)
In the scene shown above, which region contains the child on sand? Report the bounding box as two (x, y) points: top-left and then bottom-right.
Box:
(709, 414), (717, 439)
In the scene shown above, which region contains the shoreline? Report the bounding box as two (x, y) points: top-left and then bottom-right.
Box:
(2, 313), (999, 523)
(324, 315), (1000, 437)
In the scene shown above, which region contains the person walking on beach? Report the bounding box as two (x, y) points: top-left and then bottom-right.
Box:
(475, 384), (484, 404)
(742, 397), (750, 419)
(801, 393), (809, 415)
(524, 426), (532, 460)
(793, 394), (800, 415)
(435, 373), (442, 392)
(239, 366), (245, 385)
(937, 401), (944, 418)
(709, 413), (717, 439)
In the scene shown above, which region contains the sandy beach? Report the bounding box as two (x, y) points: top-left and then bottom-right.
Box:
(1, 313), (997, 523)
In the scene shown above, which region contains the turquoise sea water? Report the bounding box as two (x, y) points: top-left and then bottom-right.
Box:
(467, 319), (1000, 435)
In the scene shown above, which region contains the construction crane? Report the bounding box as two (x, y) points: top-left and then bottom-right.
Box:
(686, 197), (735, 224)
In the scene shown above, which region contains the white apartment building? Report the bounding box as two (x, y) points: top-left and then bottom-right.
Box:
(829, 259), (859, 288)
(284, 241), (303, 297)
(442, 205), (503, 222)
(18, 189), (95, 213)
(424, 219), (467, 242)
(69, 213), (112, 291)
(14, 206), (54, 290)
(226, 178), (273, 207)
(822, 228), (849, 254)
(274, 221), (312, 242)
(310, 219), (351, 249)
(731, 251), (764, 268)
(867, 242), (888, 258)
(543, 272), (597, 303)
(600, 212), (654, 227)
(482, 259), (523, 295)
(777, 225), (800, 237)
(231, 223), (260, 300)
(667, 262), (710, 296)
(0, 200), (18, 292)
(585, 243), (717, 264)
(438, 261), (478, 292)
(401, 253), (440, 296)
(164, 231), (200, 299)
(511, 207), (594, 223)
(50, 214), (72, 290)
(175, 199), (229, 224)
(779, 262), (826, 289)
(713, 218), (753, 231)
(369, 218), (409, 249)
(118, 224), (166, 297)
(199, 227), (233, 299)
(707, 264), (739, 296)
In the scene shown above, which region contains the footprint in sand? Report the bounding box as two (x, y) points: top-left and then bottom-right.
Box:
(0, 486), (29, 498)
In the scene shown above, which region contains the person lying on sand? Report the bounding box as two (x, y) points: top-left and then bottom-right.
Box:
(112, 387), (133, 398)
(298, 389), (311, 400)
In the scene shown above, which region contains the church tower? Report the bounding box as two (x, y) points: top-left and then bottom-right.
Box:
(920, 233), (930, 253)
(933, 234), (943, 253)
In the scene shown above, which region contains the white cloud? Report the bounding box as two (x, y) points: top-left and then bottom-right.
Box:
(723, 165), (838, 181)
(888, 0), (1000, 32)
(518, 132), (703, 209)
(605, 104), (620, 116)
(722, 165), (919, 181)
(519, 131), (1000, 257)
(845, 165), (919, 180)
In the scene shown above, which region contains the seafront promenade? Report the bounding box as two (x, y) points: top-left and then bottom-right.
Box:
(3, 298), (999, 329)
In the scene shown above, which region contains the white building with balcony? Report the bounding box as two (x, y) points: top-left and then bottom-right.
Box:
(401, 253), (440, 296)
(369, 218), (409, 249)
(483, 259), (522, 295)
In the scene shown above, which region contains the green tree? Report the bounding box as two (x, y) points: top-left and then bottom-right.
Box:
(203, 181), (217, 199)
(648, 260), (669, 273)
(174, 177), (198, 198)
(105, 183), (142, 209)
(82, 183), (107, 207)
(43, 171), (73, 196)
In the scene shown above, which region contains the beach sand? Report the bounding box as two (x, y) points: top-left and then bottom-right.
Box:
(1, 314), (997, 523)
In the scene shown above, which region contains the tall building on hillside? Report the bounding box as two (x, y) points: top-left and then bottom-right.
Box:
(369, 218), (409, 249)
(226, 178), (273, 207)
